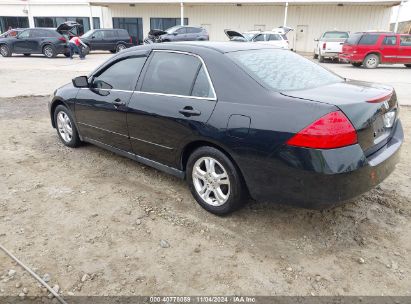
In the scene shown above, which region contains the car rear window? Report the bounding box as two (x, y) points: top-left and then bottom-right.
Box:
(227, 49), (342, 92)
(345, 33), (363, 45)
(358, 34), (379, 45)
(400, 35), (411, 46)
(323, 31), (349, 39)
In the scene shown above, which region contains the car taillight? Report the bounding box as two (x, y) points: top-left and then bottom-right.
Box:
(286, 111), (357, 149)
(130, 36), (132, 44)
(59, 37), (66, 42)
(322, 42), (326, 50)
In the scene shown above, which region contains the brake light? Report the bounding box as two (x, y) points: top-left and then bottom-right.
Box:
(58, 37), (66, 42)
(130, 36), (132, 44)
(286, 111), (357, 149)
(367, 91), (393, 103)
(322, 42), (326, 50)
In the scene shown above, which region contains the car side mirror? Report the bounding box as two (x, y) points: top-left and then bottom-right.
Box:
(91, 35), (95, 39)
(173, 32), (178, 36)
(72, 76), (89, 88)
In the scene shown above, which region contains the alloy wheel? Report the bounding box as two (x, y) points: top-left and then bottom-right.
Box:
(117, 44), (126, 52)
(44, 46), (54, 58)
(56, 111), (73, 143)
(0, 45), (8, 56)
(192, 157), (230, 206)
(366, 57), (377, 68)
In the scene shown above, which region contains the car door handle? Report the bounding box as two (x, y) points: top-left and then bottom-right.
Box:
(179, 106), (201, 117)
(113, 98), (125, 107)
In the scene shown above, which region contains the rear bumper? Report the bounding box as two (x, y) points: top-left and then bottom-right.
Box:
(321, 51), (340, 58)
(243, 120), (403, 209)
(339, 53), (364, 63)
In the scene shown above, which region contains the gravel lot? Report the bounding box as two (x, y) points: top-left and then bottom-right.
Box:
(0, 52), (410, 298)
(0, 95), (410, 297)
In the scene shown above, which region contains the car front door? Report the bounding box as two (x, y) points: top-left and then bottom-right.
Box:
(380, 35), (399, 63)
(13, 29), (30, 53)
(398, 35), (411, 64)
(75, 53), (148, 152)
(89, 30), (104, 50)
(126, 50), (217, 167)
(173, 27), (187, 41)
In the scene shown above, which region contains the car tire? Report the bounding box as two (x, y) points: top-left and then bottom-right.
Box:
(64, 52), (70, 58)
(110, 50), (116, 54)
(23, 53), (31, 57)
(405, 64), (411, 68)
(313, 53), (318, 59)
(351, 62), (362, 67)
(186, 146), (247, 215)
(42, 45), (57, 58)
(0, 44), (12, 57)
(363, 54), (379, 69)
(318, 52), (324, 63)
(54, 105), (81, 148)
(116, 43), (127, 53)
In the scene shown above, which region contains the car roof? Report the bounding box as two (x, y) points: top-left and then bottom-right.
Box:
(124, 41), (280, 54)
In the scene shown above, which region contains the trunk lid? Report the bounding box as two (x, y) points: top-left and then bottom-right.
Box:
(282, 80), (399, 156)
(224, 29), (248, 41)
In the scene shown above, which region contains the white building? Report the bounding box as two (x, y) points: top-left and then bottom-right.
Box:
(0, 0), (400, 52)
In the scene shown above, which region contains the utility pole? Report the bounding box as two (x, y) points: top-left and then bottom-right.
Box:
(180, 1), (184, 26)
(394, 0), (408, 33)
(284, 2), (289, 27)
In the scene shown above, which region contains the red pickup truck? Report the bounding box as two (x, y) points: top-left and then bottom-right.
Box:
(339, 32), (411, 68)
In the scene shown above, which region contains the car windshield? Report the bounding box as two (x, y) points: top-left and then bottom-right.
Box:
(323, 32), (349, 39)
(227, 49), (342, 92)
(81, 30), (93, 38)
(166, 26), (181, 34)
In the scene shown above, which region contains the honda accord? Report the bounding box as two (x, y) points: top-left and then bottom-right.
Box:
(48, 42), (403, 214)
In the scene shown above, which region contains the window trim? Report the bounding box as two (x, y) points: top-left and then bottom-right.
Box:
(139, 49), (217, 101)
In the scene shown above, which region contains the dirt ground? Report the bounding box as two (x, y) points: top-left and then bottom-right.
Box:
(0, 96), (410, 297)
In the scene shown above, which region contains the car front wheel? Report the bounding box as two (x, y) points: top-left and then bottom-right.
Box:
(0, 44), (12, 57)
(186, 146), (247, 215)
(54, 105), (81, 148)
(363, 54), (379, 69)
(43, 45), (57, 58)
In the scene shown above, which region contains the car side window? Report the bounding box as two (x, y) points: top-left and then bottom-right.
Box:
(92, 56), (147, 91)
(358, 34), (379, 45)
(253, 34), (265, 42)
(192, 66), (214, 98)
(93, 31), (103, 39)
(18, 30), (30, 39)
(187, 27), (201, 34)
(268, 34), (281, 41)
(176, 28), (187, 35)
(382, 36), (397, 46)
(400, 36), (411, 46)
(103, 31), (115, 39)
(141, 51), (214, 98)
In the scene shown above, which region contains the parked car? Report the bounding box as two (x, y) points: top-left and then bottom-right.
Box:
(0, 28), (24, 39)
(0, 28), (68, 58)
(144, 26), (209, 43)
(49, 42), (403, 215)
(81, 29), (133, 53)
(314, 30), (349, 62)
(225, 27), (292, 49)
(339, 32), (411, 68)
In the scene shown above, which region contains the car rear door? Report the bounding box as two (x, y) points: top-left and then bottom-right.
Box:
(398, 35), (411, 64)
(102, 30), (116, 50)
(126, 50), (217, 167)
(75, 53), (148, 152)
(380, 35), (399, 63)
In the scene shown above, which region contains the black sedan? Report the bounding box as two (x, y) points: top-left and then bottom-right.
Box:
(48, 42), (403, 214)
(0, 28), (68, 58)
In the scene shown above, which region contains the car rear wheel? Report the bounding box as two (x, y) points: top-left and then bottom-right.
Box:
(363, 54), (379, 69)
(116, 43), (127, 53)
(313, 53), (318, 59)
(23, 53), (31, 57)
(110, 50), (116, 54)
(351, 62), (362, 67)
(0, 44), (12, 57)
(64, 52), (70, 58)
(186, 146), (247, 215)
(318, 52), (324, 63)
(405, 64), (411, 68)
(54, 105), (81, 148)
(42, 45), (57, 58)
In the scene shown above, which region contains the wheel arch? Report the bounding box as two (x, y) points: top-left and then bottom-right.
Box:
(179, 140), (249, 194)
(364, 51), (382, 62)
(50, 98), (70, 128)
